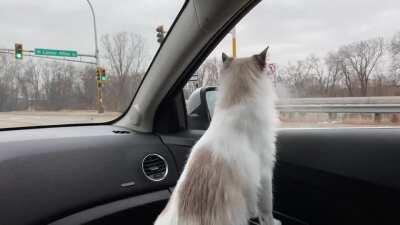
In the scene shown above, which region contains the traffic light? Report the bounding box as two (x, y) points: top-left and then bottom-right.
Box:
(15, 43), (23, 60)
(96, 67), (107, 81)
(100, 68), (107, 81)
(96, 67), (101, 80)
(156, 25), (165, 44)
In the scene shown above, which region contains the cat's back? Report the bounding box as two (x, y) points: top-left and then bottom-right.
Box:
(173, 144), (249, 225)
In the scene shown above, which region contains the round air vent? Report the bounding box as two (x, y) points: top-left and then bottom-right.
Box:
(142, 154), (168, 182)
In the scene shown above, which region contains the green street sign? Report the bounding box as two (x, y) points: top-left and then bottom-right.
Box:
(34, 48), (78, 57)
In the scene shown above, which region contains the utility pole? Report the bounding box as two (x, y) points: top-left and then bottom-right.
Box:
(231, 27), (237, 58)
(86, 0), (104, 113)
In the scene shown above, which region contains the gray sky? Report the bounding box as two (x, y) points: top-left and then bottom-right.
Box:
(1, 0), (400, 66)
(0, 0), (183, 65)
(215, 0), (400, 65)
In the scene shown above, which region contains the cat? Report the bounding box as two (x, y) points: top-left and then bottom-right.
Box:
(154, 47), (280, 225)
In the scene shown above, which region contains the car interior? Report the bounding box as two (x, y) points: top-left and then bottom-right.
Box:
(1, 0), (399, 225)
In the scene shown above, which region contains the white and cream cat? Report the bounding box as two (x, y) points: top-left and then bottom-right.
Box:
(155, 47), (280, 225)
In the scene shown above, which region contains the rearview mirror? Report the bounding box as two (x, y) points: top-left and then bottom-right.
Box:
(186, 86), (217, 130)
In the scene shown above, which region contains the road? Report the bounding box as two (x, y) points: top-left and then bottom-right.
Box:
(0, 110), (399, 129)
(0, 111), (119, 128)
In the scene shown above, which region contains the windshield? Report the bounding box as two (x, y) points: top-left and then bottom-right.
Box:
(0, 0), (184, 129)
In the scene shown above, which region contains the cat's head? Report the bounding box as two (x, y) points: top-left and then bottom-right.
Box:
(217, 46), (274, 107)
(219, 46), (272, 89)
(222, 46), (268, 70)
(220, 46), (269, 81)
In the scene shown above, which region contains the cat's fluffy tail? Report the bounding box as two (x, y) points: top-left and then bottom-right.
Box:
(154, 194), (251, 225)
(153, 206), (178, 225)
(154, 201), (249, 225)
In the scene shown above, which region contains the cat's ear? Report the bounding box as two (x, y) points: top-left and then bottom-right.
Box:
(254, 46), (269, 69)
(222, 52), (231, 63)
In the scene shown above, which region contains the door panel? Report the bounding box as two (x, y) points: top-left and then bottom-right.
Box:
(161, 128), (400, 225)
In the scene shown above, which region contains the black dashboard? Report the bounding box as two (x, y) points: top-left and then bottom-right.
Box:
(0, 126), (178, 225)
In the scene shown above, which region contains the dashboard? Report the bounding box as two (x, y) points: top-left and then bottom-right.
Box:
(0, 125), (177, 225)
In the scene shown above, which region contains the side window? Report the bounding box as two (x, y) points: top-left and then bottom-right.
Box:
(184, 0), (400, 129)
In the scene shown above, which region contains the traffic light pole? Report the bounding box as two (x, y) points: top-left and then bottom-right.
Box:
(86, 0), (104, 113)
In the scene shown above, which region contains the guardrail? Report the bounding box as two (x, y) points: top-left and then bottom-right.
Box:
(276, 97), (400, 113)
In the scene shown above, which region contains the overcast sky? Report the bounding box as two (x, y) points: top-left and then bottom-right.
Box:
(220, 0), (400, 65)
(1, 0), (400, 66)
(0, 0), (183, 65)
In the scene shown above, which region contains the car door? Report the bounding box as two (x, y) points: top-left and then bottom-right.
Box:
(159, 123), (400, 225)
(159, 0), (400, 223)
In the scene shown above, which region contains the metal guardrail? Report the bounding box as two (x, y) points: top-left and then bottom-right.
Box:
(188, 86), (400, 114)
(277, 97), (400, 113)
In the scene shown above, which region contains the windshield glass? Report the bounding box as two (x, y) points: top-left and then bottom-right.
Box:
(0, 0), (184, 129)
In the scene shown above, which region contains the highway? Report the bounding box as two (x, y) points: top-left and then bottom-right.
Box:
(0, 111), (119, 128)
(2, 96), (400, 129)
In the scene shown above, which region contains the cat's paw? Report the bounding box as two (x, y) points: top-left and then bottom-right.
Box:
(273, 218), (282, 225)
(258, 216), (281, 225)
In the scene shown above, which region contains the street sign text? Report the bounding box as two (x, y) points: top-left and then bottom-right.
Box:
(34, 48), (78, 57)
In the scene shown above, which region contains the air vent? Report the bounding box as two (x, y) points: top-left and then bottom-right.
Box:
(112, 130), (130, 134)
(142, 154), (168, 182)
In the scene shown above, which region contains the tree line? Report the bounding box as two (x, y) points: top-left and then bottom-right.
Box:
(0, 32), (145, 112)
(186, 31), (400, 99)
(279, 32), (400, 98)
(1, 31), (400, 112)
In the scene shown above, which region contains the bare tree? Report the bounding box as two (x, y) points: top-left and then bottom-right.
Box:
(390, 31), (400, 87)
(101, 32), (146, 111)
(341, 60), (355, 96)
(0, 55), (19, 111)
(41, 62), (76, 110)
(324, 52), (342, 96)
(281, 56), (324, 97)
(391, 31), (400, 56)
(306, 55), (327, 96)
(325, 49), (353, 96)
(183, 57), (221, 99)
(20, 60), (42, 110)
(75, 66), (97, 109)
(338, 38), (384, 96)
(198, 57), (220, 87)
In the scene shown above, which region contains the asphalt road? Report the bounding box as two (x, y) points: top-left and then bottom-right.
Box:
(0, 111), (119, 128)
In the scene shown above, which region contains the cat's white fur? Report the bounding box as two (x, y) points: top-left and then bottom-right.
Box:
(154, 49), (279, 225)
